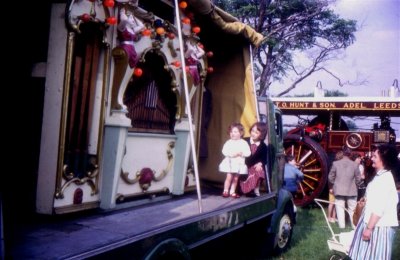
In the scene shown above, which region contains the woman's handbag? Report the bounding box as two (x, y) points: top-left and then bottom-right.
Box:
(353, 197), (366, 226)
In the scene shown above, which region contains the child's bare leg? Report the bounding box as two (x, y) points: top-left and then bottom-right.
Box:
(328, 203), (337, 222)
(230, 174), (239, 195)
(328, 204), (334, 221)
(224, 173), (233, 193)
(254, 180), (260, 196)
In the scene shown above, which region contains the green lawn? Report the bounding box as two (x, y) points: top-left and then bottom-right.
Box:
(269, 206), (400, 260)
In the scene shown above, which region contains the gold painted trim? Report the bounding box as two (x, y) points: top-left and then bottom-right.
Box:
(55, 175), (98, 199)
(116, 187), (170, 203)
(120, 169), (140, 184)
(120, 141), (175, 185)
(54, 201), (100, 214)
(346, 133), (363, 149)
(154, 141), (175, 181)
(56, 32), (76, 198)
(66, 0), (111, 33)
(95, 41), (110, 191)
(56, 27), (109, 202)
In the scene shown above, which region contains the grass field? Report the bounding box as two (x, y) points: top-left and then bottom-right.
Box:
(270, 206), (400, 259)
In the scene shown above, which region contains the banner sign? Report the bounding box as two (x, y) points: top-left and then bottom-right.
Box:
(273, 101), (400, 111)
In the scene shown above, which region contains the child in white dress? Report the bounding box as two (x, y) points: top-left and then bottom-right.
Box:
(219, 123), (251, 198)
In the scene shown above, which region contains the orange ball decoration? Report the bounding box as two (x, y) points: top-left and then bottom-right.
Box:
(192, 26), (201, 34)
(156, 27), (165, 35)
(134, 68), (143, 77)
(179, 1), (188, 9)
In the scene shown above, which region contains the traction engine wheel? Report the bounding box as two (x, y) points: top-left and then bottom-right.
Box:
(284, 134), (329, 207)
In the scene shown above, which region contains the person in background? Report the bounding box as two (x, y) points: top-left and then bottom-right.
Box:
(349, 144), (399, 260)
(283, 155), (303, 197)
(240, 122), (268, 197)
(352, 153), (366, 200)
(219, 122), (251, 198)
(328, 146), (362, 229)
(328, 151), (343, 223)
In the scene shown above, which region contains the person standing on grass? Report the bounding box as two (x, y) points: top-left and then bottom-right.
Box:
(352, 153), (366, 201)
(328, 146), (362, 229)
(219, 122), (251, 198)
(349, 144), (399, 260)
(328, 151), (343, 223)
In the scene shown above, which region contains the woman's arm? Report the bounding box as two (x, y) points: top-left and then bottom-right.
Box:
(362, 213), (380, 241)
(245, 143), (267, 167)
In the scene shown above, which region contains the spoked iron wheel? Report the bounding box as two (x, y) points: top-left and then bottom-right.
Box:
(284, 134), (329, 207)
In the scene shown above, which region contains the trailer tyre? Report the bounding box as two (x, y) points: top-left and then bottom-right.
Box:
(284, 134), (329, 207)
(145, 238), (190, 260)
(271, 207), (294, 255)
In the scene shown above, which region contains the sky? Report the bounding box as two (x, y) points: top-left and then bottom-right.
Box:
(268, 0), (400, 137)
(270, 0), (400, 97)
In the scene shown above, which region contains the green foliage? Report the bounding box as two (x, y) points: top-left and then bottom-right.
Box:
(292, 90), (348, 97)
(214, 0), (358, 96)
(325, 90), (348, 97)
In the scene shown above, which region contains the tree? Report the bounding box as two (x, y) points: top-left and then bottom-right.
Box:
(214, 0), (357, 97)
(292, 89), (348, 97)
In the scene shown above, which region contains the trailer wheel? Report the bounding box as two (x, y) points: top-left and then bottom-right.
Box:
(284, 134), (329, 207)
(274, 212), (293, 253)
(264, 204), (294, 256)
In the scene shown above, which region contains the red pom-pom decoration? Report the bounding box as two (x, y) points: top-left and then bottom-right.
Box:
(142, 29), (152, 36)
(167, 33), (176, 39)
(207, 67), (214, 73)
(106, 16), (117, 25)
(206, 51), (214, 58)
(192, 26), (201, 34)
(172, 61), (181, 68)
(80, 13), (91, 23)
(134, 68), (143, 77)
(103, 0), (115, 8)
(182, 17), (191, 24)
